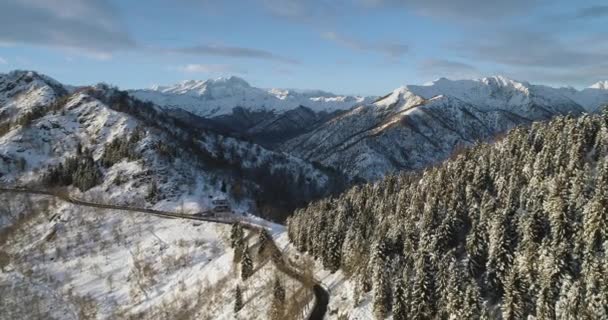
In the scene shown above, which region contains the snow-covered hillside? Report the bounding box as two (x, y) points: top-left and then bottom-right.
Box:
(0, 191), (310, 319)
(0, 71), (346, 222)
(0, 71), (328, 319)
(282, 76), (596, 181)
(130, 76), (374, 118)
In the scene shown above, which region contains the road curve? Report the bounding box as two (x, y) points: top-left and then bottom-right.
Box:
(0, 187), (329, 320)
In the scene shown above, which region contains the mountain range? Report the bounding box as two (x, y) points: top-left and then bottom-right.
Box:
(3, 70), (608, 184)
(130, 76), (375, 118)
(282, 76), (608, 180)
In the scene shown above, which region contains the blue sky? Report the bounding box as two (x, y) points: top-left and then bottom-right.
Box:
(0, 0), (607, 95)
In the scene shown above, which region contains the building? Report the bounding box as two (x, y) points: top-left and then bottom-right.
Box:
(211, 196), (231, 213)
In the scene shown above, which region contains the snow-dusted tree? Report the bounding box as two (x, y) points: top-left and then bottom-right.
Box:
(257, 228), (271, 255)
(501, 268), (526, 320)
(372, 263), (392, 319)
(268, 275), (286, 320)
(286, 113), (608, 318)
(234, 285), (243, 313)
(230, 223), (244, 249)
(241, 248), (253, 280)
(392, 277), (408, 320)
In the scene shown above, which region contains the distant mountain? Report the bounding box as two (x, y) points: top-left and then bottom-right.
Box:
(130, 76), (375, 118)
(559, 80), (608, 112)
(282, 76), (603, 181)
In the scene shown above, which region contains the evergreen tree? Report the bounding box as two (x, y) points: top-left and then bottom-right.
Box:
(286, 113), (608, 318)
(234, 285), (243, 313)
(268, 275), (286, 320)
(241, 247), (253, 280)
(392, 277), (408, 320)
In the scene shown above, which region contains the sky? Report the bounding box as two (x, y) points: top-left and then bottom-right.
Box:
(0, 0), (607, 95)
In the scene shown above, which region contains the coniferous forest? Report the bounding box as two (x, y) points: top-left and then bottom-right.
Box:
(287, 112), (608, 319)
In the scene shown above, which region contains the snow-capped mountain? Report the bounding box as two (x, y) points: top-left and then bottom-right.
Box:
(282, 76), (595, 181)
(590, 80), (608, 90)
(0, 70), (66, 125)
(0, 71), (346, 221)
(130, 76), (375, 118)
(559, 80), (608, 112)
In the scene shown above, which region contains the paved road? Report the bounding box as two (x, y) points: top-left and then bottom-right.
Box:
(0, 187), (329, 320)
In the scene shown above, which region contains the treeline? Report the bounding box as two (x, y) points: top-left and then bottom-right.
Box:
(287, 112), (608, 319)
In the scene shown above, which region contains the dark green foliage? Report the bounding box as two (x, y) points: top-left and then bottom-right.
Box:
(16, 107), (47, 127)
(230, 223), (246, 262)
(146, 179), (160, 202)
(100, 127), (144, 167)
(257, 228), (271, 255)
(287, 113), (608, 319)
(43, 149), (102, 191)
(234, 285), (243, 313)
(241, 247), (253, 281)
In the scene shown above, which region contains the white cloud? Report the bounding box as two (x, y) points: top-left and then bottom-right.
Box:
(0, 57), (6, 64)
(0, 0), (134, 56)
(176, 64), (247, 74)
(171, 44), (299, 65)
(361, 0), (548, 21)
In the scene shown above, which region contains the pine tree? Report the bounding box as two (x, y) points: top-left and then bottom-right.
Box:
(241, 247), (253, 280)
(268, 275), (286, 320)
(230, 223), (244, 249)
(392, 277), (408, 320)
(373, 265), (392, 319)
(234, 285), (243, 313)
(582, 180), (607, 255)
(257, 228), (271, 255)
(501, 268), (525, 320)
(146, 179), (159, 202)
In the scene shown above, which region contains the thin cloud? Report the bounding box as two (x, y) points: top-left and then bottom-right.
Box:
(361, 0), (547, 21)
(466, 31), (608, 68)
(418, 59), (480, 79)
(171, 45), (300, 65)
(0, 57), (6, 64)
(321, 31), (409, 60)
(259, 0), (339, 20)
(575, 5), (608, 19)
(452, 28), (608, 87)
(0, 0), (135, 56)
(176, 63), (247, 74)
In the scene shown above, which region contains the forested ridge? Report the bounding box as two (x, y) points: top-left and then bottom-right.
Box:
(287, 112), (608, 319)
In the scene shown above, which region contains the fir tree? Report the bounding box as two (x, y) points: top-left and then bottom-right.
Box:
(241, 247), (253, 280)
(268, 275), (286, 320)
(234, 285), (243, 313)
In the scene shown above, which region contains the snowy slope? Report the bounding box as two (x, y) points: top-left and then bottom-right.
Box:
(0, 70), (66, 125)
(0, 192), (308, 319)
(282, 76), (589, 181)
(0, 71), (328, 319)
(130, 76), (374, 118)
(0, 74), (342, 220)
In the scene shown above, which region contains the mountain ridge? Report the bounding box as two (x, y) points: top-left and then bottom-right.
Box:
(281, 75), (606, 180)
(131, 76), (375, 118)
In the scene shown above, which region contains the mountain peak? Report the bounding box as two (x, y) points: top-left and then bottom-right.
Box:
(590, 80), (608, 90)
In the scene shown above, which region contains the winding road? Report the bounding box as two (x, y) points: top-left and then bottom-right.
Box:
(0, 187), (329, 320)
